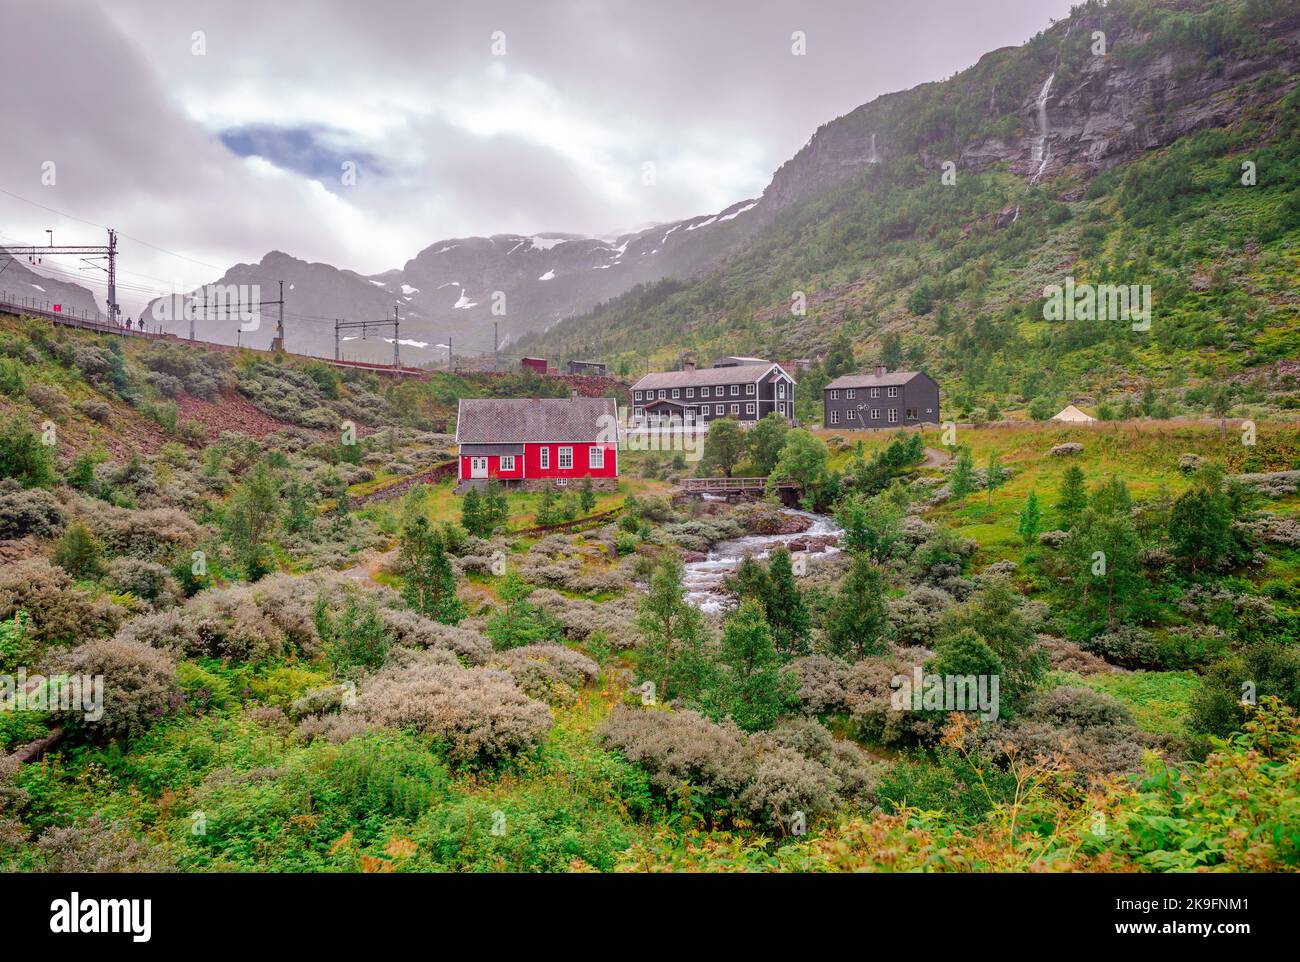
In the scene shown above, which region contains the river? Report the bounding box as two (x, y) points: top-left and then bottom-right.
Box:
(682, 507), (843, 612)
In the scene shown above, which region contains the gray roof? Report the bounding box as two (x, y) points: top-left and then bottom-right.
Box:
(825, 370), (926, 390)
(456, 397), (617, 444)
(632, 361), (793, 392)
(459, 443), (525, 455)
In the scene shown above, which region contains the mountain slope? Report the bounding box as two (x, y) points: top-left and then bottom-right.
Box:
(521, 0), (1300, 423)
(139, 201), (762, 364)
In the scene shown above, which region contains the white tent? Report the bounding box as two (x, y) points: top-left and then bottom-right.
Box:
(1051, 404), (1096, 423)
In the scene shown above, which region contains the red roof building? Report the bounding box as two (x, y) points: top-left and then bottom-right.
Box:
(455, 396), (619, 491)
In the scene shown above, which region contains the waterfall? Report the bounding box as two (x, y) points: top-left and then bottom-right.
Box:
(868, 132), (879, 164)
(1030, 72), (1056, 184)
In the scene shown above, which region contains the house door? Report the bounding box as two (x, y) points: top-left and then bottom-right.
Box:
(470, 457), (488, 478)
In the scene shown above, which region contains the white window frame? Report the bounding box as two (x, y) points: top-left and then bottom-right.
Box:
(888, 386), (899, 398)
(870, 387), (880, 398)
(730, 384), (739, 396)
(555, 479), (568, 487)
(846, 389), (855, 399)
(686, 387), (694, 398)
(540, 447), (550, 470)
(589, 446), (604, 469)
(830, 409), (840, 425)
(888, 408), (898, 423)
(829, 389), (839, 400)
(778, 383), (786, 399)
(870, 408), (880, 420)
(634, 390), (642, 401)
(672, 388), (680, 399)
(715, 404), (724, 415)
(745, 402), (755, 415)
(558, 447), (573, 470)
(746, 383), (756, 395)
(633, 406), (643, 420)
(730, 403), (739, 415)
(499, 455), (515, 472)
(701, 386), (710, 398)
(658, 389), (666, 400)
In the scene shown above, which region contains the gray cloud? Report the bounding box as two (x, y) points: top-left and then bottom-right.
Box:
(2, 0), (1076, 314)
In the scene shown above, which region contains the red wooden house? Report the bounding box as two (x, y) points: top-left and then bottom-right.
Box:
(455, 396), (619, 491)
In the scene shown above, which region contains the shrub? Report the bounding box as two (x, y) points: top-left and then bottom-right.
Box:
(788, 654), (850, 714)
(53, 635), (179, 740)
(0, 558), (124, 644)
(598, 705), (844, 829)
(0, 485), (63, 539)
(0, 357), (25, 397)
(1084, 625), (1160, 669)
(0, 418), (55, 488)
(52, 522), (104, 579)
(486, 644), (599, 705)
(75, 399), (112, 423)
(346, 657), (553, 767)
(34, 814), (175, 872)
(104, 557), (182, 606)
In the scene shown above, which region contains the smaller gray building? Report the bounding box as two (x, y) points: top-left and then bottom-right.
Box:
(824, 367), (940, 428)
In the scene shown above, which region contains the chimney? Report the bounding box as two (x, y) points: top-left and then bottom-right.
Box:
(875, 364), (886, 377)
(681, 354), (696, 372)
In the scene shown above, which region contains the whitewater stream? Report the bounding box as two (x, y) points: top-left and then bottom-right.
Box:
(682, 507), (843, 612)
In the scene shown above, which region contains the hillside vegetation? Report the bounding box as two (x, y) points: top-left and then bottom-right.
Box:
(0, 308), (1297, 872)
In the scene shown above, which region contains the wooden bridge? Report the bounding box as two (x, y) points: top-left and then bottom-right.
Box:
(677, 476), (801, 505)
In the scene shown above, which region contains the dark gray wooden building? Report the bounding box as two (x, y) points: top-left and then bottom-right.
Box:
(823, 367), (940, 428)
(630, 358), (796, 426)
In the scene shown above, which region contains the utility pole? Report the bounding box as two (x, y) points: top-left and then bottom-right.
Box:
(393, 304), (400, 371)
(334, 318), (340, 361)
(277, 280), (285, 350)
(193, 284), (204, 341)
(447, 336), (453, 372)
(106, 228), (118, 323)
(4, 232), (118, 323)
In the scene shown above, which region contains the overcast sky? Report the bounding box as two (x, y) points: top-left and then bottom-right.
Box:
(2, 0), (1075, 313)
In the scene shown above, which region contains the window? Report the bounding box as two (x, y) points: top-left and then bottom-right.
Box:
(906, 408), (918, 420)
(778, 383), (786, 399)
(686, 387), (694, 398)
(870, 388), (880, 398)
(730, 403), (739, 415)
(888, 386), (899, 398)
(539, 447), (550, 469)
(870, 408), (880, 420)
(746, 402), (755, 415)
(555, 479), (568, 487)
(830, 409), (840, 425)
(658, 390), (667, 400)
(589, 446), (604, 469)
(730, 384), (739, 396)
(829, 390), (840, 400)
(746, 383), (756, 395)
(634, 390), (642, 401)
(633, 407), (643, 420)
(715, 404), (724, 415)
(672, 388), (680, 399)
(846, 389), (855, 399)
(558, 447), (573, 470)
(500, 455), (515, 472)
(701, 386), (710, 398)
(845, 409), (856, 421)
(888, 408), (898, 423)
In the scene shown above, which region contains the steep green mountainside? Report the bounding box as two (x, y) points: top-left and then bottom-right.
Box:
(521, 0), (1300, 423)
